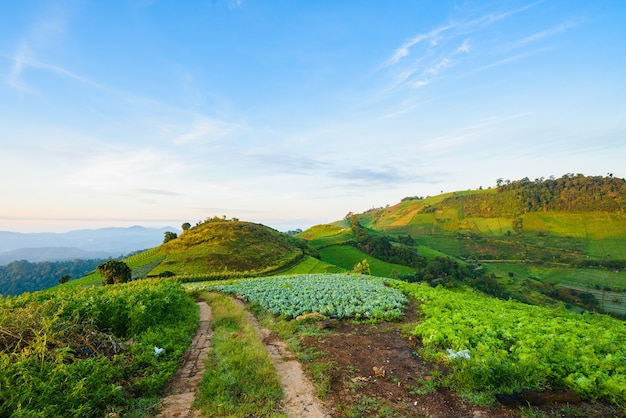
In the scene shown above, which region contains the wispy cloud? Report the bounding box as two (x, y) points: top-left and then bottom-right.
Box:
(67, 148), (183, 190)
(4, 4), (99, 92)
(173, 115), (241, 144)
(513, 19), (579, 47)
(373, 2), (554, 120)
(381, 25), (452, 69)
(131, 188), (182, 197)
(6, 43), (34, 92)
(473, 47), (552, 72)
(456, 39), (471, 54)
(422, 112), (533, 152)
(330, 166), (411, 186)
(249, 153), (330, 175)
(380, 2), (538, 71)
(228, 0), (245, 10)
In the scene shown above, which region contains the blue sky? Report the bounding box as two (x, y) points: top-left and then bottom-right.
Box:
(1, 0), (625, 232)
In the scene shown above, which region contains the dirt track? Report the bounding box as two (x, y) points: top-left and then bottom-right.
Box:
(156, 301), (212, 418)
(156, 299), (330, 418)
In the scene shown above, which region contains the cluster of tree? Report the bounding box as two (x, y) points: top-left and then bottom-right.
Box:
(349, 216), (424, 268)
(0, 259), (105, 296)
(540, 284), (600, 311)
(399, 256), (511, 299)
(449, 174), (626, 218)
(497, 174), (626, 213)
(194, 215), (240, 228)
(573, 259), (626, 270)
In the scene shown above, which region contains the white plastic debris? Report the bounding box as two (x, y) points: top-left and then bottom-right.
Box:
(447, 348), (470, 360)
(154, 346), (165, 357)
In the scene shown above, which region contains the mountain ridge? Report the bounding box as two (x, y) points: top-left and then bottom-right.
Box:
(0, 226), (179, 262)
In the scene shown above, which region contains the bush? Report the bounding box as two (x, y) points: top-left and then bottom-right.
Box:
(98, 260), (131, 285)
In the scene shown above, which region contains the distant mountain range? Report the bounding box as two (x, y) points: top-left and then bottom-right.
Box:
(0, 226), (179, 265)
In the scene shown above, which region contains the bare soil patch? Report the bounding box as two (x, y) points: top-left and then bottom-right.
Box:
(299, 305), (624, 417)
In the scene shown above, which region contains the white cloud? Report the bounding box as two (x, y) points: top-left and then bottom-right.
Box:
(411, 80), (429, 89)
(67, 148), (183, 191)
(173, 115), (240, 144)
(421, 112), (533, 152)
(456, 39), (471, 54)
(514, 19), (579, 47)
(382, 25), (452, 68)
(425, 58), (453, 75)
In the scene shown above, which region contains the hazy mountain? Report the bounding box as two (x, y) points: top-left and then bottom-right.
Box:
(0, 226), (179, 264)
(0, 247), (116, 266)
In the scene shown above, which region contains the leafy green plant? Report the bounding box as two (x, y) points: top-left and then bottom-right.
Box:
(208, 273), (407, 321)
(390, 280), (626, 408)
(0, 280), (198, 417)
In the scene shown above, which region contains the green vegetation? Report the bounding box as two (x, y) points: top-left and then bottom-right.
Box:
(278, 255), (345, 274)
(318, 245), (415, 277)
(194, 292), (286, 417)
(390, 280), (626, 408)
(0, 280), (198, 417)
(208, 274), (407, 321)
(2, 174), (625, 414)
(299, 174), (626, 315)
(149, 220), (303, 276)
(98, 259), (131, 285)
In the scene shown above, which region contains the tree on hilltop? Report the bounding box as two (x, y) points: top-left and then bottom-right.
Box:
(163, 231), (178, 243)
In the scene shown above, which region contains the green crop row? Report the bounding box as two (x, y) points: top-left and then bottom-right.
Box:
(389, 281), (626, 408)
(207, 273), (407, 321)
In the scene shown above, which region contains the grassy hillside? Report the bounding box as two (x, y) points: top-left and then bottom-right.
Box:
(365, 175), (626, 262)
(67, 220), (304, 286)
(304, 174), (626, 316)
(151, 220), (302, 276)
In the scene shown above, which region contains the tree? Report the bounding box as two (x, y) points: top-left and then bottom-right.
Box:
(58, 274), (71, 285)
(181, 222), (191, 231)
(163, 231), (178, 244)
(353, 259), (371, 275)
(98, 260), (131, 285)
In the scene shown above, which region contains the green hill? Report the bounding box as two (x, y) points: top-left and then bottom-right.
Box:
(333, 174), (626, 263)
(151, 219), (302, 276)
(69, 219), (304, 286)
(301, 174), (626, 316)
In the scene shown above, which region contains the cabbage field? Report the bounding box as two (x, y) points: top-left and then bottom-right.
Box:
(207, 273), (407, 321)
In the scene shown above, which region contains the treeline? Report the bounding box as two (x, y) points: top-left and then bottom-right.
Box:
(0, 259), (105, 296)
(349, 216), (424, 267)
(498, 174), (626, 213)
(449, 174), (626, 218)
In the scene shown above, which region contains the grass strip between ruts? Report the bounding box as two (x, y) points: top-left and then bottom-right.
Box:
(194, 291), (287, 417)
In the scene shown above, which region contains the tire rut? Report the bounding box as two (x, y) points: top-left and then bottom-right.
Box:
(235, 299), (332, 418)
(156, 301), (212, 418)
